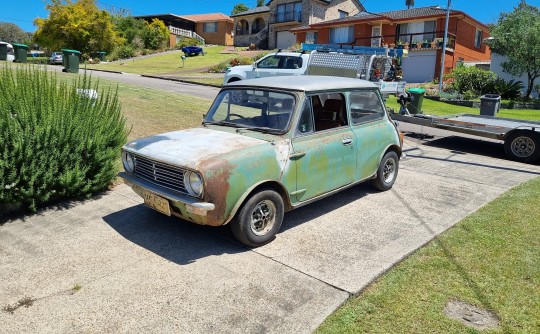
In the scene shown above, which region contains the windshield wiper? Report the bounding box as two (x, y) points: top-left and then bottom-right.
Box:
(203, 120), (247, 129)
(242, 126), (283, 134)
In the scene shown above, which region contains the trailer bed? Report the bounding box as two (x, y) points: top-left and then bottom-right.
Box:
(390, 113), (540, 163)
(391, 113), (540, 140)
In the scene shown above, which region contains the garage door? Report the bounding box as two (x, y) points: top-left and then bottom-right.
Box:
(401, 50), (437, 83)
(276, 31), (296, 49)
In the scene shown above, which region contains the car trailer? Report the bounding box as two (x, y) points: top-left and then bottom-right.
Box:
(391, 113), (540, 163)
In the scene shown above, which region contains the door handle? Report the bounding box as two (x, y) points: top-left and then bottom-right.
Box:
(289, 152), (306, 160)
(342, 138), (353, 146)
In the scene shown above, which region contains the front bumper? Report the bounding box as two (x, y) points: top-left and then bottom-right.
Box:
(119, 172), (216, 222)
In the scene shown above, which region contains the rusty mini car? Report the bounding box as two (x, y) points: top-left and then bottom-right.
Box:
(119, 76), (403, 247)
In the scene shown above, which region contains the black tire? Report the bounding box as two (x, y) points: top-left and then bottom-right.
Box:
(231, 190), (284, 247)
(371, 151), (399, 191)
(504, 131), (540, 163)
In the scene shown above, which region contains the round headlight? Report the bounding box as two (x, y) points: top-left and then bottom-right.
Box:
(122, 151), (135, 173)
(184, 171), (203, 197)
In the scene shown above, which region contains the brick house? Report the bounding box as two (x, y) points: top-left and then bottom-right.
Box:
(232, 0), (365, 50)
(135, 13), (234, 47)
(292, 6), (491, 82)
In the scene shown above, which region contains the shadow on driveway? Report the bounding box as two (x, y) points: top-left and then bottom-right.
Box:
(102, 183), (375, 264)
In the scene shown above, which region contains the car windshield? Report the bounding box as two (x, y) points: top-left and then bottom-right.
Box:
(203, 88), (295, 133)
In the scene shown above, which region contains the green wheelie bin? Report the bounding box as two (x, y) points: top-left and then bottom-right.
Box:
(62, 49), (81, 73)
(13, 43), (29, 63)
(406, 88), (426, 114)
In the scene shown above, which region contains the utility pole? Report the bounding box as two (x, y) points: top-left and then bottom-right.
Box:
(439, 0), (451, 93)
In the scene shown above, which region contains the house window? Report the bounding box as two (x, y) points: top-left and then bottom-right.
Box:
(236, 20), (249, 36)
(305, 32), (318, 44)
(475, 29), (483, 48)
(338, 10), (348, 19)
(276, 2), (302, 23)
(252, 18), (265, 34)
(397, 20), (436, 44)
(203, 22), (218, 33)
(329, 26), (354, 44)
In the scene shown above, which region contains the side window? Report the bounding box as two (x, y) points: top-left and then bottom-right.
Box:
(349, 90), (385, 124)
(296, 98), (314, 135)
(257, 55), (280, 69)
(280, 56), (302, 69)
(313, 93), (347, 131)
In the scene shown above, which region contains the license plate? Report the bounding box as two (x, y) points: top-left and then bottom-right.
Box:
(142, 191), (171, 216)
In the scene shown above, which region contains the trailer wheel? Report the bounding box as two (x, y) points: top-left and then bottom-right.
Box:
(504, 131), (540, 163)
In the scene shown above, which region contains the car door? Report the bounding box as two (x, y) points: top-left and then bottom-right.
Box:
(291, 94), (356, 202)
(348, 89), (390, 180)
(249, 55), (304, 79)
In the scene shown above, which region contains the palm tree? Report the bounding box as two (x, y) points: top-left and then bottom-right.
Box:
(406, 0), (414, 9)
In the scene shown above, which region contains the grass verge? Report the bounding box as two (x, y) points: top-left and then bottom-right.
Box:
(317, 177), (540, 333)
(385, 97), (540, 121)
(85, 46), (237, 75)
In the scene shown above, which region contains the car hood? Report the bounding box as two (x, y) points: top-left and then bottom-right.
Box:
(123, 127), (268, 170)
(228, 65), (252, 73)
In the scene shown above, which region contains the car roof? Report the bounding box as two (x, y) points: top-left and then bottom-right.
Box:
(225, 76), (378, 92)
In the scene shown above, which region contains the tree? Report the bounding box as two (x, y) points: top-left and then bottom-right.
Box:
(489, 0), (540, 99)
(33, 0), (120, 54)
(406, 0), (414, 9)
(257, 0), (265, 7)
(0, 22), (28, 43)
(143, 18), (169, 50)
(231, 3), (249, 15)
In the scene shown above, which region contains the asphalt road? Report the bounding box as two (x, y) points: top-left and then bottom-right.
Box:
(48, 65), (221, 100)
(1, 72), (539, 333)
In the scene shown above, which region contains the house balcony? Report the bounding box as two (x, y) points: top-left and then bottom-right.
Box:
(269, 11), (302, 25)
(351, 31), (456, 52)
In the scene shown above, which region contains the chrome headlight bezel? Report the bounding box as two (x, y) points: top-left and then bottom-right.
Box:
(122, 151), (135, 173)
(184, 171), (203, 197)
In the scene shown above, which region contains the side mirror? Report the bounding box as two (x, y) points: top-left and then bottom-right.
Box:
(252, 62), (257, 69)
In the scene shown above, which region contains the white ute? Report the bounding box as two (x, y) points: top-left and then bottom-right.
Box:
(223, 51), (310, 84)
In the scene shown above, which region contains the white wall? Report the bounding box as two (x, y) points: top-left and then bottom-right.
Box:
(491, 53), (539, 98)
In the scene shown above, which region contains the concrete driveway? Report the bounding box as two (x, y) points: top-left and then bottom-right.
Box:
(1, 125), (539, 333)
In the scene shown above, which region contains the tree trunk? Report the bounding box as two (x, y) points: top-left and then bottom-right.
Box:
(525, 72), (534, 100)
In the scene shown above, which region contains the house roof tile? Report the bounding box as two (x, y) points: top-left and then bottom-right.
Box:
(181, 13), (233, 22)
(230, 6), (270, 18)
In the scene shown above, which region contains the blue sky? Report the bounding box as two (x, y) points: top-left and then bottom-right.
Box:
(1, 0), (539, 33)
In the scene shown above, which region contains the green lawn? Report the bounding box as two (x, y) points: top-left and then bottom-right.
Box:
(317, 177), (540, 334)
(85, 46), (238, 75)
(385, 97), (540, 121)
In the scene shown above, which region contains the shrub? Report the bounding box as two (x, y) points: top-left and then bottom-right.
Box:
(491, 78), (523, 100)
(0, 64), (128, 214)
(175, 37), (202, 49)
(448, 66), (497, 96)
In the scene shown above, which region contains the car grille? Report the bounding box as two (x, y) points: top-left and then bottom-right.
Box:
(132, 155), (188, 194)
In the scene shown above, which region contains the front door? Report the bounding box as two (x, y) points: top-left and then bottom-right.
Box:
(291, 95), (356, 202)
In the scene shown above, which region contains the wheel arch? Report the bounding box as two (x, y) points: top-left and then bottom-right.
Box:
(224, 180), (292, 225)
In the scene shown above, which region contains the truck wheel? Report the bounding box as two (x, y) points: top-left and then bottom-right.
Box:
(231, 190), (284, 247)
(504, 131), (540, 163)
(371, 151), (399, 191)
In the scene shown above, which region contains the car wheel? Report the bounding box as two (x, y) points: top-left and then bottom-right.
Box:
(504, 131), (540, 163)
(371, 151), (399, 191)
(231, 190), (284, 247)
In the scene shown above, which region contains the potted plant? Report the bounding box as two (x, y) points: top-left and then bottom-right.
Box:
(422, 40), (430, 48)
(396, 40), (404, 49)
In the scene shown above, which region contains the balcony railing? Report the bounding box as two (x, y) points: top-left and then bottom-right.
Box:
(168, 26), (205, 44)
(352, 30), (457, 51)
(273, 11), (302, 24)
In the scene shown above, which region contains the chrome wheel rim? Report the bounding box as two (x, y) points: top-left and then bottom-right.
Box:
(383, 158), (396, 184)
(250, 200), (276, 236)
(511, 136), (535, 158)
